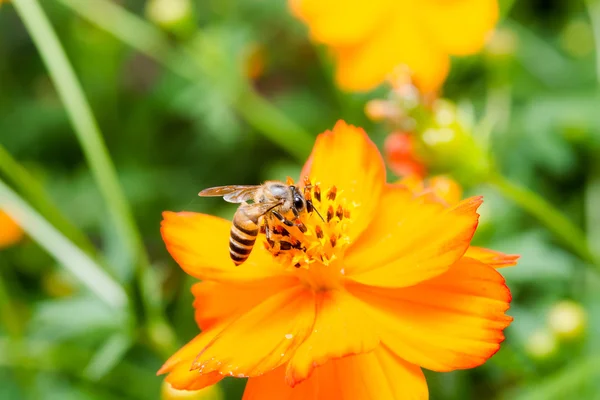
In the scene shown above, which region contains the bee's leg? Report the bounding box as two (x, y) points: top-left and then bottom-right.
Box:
(262, 219), (275, 249)
(271, 211), (294, 227)
(272, 210), (307, 233)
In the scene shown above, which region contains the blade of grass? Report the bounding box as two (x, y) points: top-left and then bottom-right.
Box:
(0, 179), (127, 309)
(13, 0), (178, 356)
(12, 0), (148, 271)
(83, 333), (133, 381)
(56, 0), (313, 161)
(0, 143), (96, 255)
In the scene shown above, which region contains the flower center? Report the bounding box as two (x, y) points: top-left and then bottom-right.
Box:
(261, 178), (353, 289)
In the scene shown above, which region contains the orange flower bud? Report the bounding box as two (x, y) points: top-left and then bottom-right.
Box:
(0, 210), (24, 249)
(384, 132), (426, 178)
(245, 44), (267, 81)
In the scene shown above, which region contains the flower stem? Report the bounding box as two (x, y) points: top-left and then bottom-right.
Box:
(56, 0), (313, 161)
(585, 162), (600, 265)
(488, 172), (599, 267)
(0, 144), (96, 255)
(585, 0), (600, 85)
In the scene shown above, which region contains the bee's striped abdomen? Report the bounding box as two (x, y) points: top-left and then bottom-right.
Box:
(229, 216), (258, 265)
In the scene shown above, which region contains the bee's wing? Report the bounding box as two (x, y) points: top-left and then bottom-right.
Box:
(198, 185), (259, 204)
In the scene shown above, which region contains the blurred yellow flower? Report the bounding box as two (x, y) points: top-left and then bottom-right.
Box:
(290, 0), (498, 92)
(0, 210), (24, 249)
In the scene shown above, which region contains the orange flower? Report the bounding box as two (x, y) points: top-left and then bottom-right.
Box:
(0, 210), (24, 249)
(159, 121), (515, 399)
(290, 0), (498, 92)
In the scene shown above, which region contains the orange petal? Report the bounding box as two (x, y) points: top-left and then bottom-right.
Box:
(243, 346), (427, 400)
(160, 330), (225, 390)
(0, 210), (24, 248)
(465, 246), (520, 268)
(192, 276), (298, 330)
(289, 0), (393, 47)
(190, 285), (316, 377)
(161, 212), (285, 282)
(300, 121), (386, 241)
(348, 257), (512, 372)
(332, 3), (450, 92)
(285, 289), (379, 386)
(418, 0), (499, 55)
(345, 185), (481, 287)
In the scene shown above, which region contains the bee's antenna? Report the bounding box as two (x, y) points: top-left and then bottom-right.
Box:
(309, 201), (325, 222)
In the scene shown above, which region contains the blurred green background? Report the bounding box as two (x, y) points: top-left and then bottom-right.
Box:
(1, 0), (600, 399)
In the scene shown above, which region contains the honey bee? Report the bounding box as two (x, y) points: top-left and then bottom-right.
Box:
(198, 181), (316, 265)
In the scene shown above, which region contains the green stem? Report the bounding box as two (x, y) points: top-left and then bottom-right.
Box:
(0, 144), (96, 255)
(585, 162), (600, 264)
(585, 0), (600, 85)
(12, 0), (149, 271)
(235, 88), (313, 160)
(488, 172), (599, 267)
(56, 0), (313, 161)
(0, 179), (128, 309)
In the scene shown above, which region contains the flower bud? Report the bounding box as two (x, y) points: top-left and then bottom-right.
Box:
(525, 329), (558, 361)
(547, 300), (587, 340)
(384, 132), (426, 178)
(485, 28), (518, 60)
(42, 269), (75, 298)
(417, 100), (490, 184)
(146, 0), (195, 38)
(365, 100), (402, 122)
(161, 380), (224, 400)
(245, 44), (266, 81)
(0, 210), (24, 249)
(428, 176), (462, 205)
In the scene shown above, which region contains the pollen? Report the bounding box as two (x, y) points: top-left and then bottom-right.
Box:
(262, 179), (353, 274)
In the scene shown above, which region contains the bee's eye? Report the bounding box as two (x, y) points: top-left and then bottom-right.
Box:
(293, 196), (305, 211)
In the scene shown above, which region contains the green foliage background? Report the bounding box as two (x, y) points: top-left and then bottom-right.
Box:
(1, 0), (600, 399)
